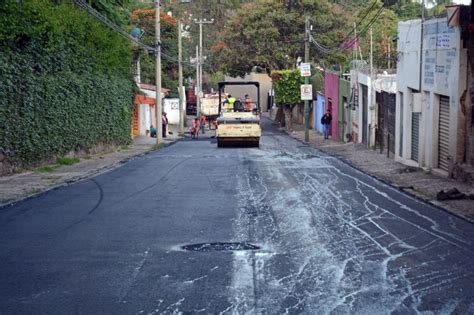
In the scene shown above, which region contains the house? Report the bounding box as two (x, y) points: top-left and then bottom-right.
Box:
(374, 75), (397, 155)
(457, 4), (474, 181)
(339, 76), (351, 142)
(132, 84), (169, 137)
(324, 71), (339, 140)
(313, 92), (325, 134)
(396, 14), (467, 175)
(351, 62), (397, 148)
(350, 65), (374, 145)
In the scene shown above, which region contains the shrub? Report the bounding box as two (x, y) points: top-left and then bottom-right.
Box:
(0, 1), (135, 173)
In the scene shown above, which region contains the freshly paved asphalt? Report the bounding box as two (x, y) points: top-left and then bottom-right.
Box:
(1, 119), (474, 314)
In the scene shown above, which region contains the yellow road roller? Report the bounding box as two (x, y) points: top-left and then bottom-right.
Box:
(216, 81), (261, 148)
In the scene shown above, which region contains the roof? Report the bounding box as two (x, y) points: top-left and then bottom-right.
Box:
(134, 94), (155, 105)
(139, 83), (169, 94)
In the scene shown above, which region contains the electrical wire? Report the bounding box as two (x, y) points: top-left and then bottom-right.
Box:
(308, 1), (386, 55)
(327, 0), (380, 49)
(73, 0), (201, 70)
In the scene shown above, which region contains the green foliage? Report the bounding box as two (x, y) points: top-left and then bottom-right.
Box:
(130, 7), (185, 94)
(0, 1), (135, 172)
(271, 69), (304, 106)
(311, 70), (325, 96)
(35, 165), (61, 173)
(354, 0), (399, 68)
(388, 0), (421, 20)
(213, 0), (350, 77)
(56, 157), (80, 166)
(90, 0), (132, 26)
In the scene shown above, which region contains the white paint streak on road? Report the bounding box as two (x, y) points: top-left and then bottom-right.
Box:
(225, 135), (474, 313)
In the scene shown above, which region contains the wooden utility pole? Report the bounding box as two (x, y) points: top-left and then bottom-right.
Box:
(178, 21), (184, 136)
(155, 0), (163, 143)
(304, 17), (310, 143)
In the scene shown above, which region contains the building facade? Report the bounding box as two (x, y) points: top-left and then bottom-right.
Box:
(324, 72), (340, 140)
(339, 77), (351, 142)
(396, 16), (467, 174)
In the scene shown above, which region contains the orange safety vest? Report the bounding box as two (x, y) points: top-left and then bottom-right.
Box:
(244, 98), (253, 111)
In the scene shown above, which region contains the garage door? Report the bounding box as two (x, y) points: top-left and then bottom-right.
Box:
(411, 112), (421, 162)
(438, 96), (450, 171)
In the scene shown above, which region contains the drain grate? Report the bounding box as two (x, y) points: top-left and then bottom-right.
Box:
(181, 242), (261, 252)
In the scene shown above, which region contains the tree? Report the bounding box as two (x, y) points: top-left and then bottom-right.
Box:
(165, 0), (249, 91)
(130, 8), (182, 96)
(354, 0), (399, 69)
(212, 0), (350, 77)
(388, 0), (421, 20)
(271, 69), (304, 132)
(90, 0), (132, 26)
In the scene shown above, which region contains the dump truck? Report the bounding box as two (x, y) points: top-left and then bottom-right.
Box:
(200, 95), (219, 127)
(216, 81), (261, 147)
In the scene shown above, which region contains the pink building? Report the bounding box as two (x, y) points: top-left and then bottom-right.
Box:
(324, 72), (339, 140)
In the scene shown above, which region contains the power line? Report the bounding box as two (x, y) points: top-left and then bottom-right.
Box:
(73, 0), (156, 52)
(308, 2), (385, 55)
(328, 0), (380, 49)
(73, 0), (201, 70)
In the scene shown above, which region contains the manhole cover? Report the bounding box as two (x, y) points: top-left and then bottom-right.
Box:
(181, 242), (261, 252)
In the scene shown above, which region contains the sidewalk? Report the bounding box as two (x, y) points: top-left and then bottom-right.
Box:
(0, 125), (183, 208)
(284, 120), (474, 222)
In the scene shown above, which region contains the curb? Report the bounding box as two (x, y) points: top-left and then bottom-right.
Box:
(0, 137), (182, 210)
(284, 130), (474, 225)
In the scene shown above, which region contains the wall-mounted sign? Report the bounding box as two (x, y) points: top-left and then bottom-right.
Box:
(301, 84), (313, 100)
(300, 63), (311, 77)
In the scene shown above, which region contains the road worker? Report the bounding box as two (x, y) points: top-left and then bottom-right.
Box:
(244, 94), (253, 111)
(227, 94), (236, 112)
(200, 114), (206, 134)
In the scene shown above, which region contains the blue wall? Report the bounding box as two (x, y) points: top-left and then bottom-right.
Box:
(314, 93), (325, 134)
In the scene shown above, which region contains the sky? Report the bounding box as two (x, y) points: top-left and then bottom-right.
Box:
(452, 0), (471, 4)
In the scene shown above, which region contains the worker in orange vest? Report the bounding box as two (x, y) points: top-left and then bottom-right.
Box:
(191, 117), (200, 139)
(244, 94), (253, 112)
(200, 114), (207, 134)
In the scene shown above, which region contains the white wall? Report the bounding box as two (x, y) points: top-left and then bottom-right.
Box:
(396, 17), (466, 172)
(396, 20), (421, 166)
(354, 72), (375, 145)
(397, 21), (422, 91)
(163, 98), (180, 125)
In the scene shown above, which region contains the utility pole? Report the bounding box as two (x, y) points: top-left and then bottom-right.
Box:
(195, 45), (199, 116)
(370, 27), (373, 80)
(193, 18), (214, 118)
(353, 22), (357, 61)
(369, 27), (374, 149)
(304, 16), (310, 143)
(199, 21), (203, 117)
(178, 21), (184, 136)
(155, 0), (163, 144)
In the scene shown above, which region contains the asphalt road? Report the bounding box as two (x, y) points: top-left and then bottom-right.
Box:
(1, 119), (474, 314)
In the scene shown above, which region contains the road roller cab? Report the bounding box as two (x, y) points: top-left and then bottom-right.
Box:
(216, 81), (261, 148)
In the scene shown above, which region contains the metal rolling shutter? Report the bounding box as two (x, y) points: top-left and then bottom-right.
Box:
(362, 85), (368, 144)
(411, 113), (421, 162)
(438, 96), (450, 171)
